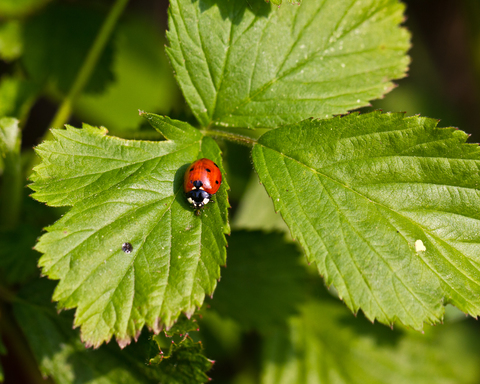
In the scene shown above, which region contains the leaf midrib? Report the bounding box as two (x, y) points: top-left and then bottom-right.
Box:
(314, 162), (435, 323)
(33, 141), (201, 204)
(281, 151), (425, 323)
(211, 1), (395, 125)
(49, 196), (174, 286)
(258, 143), (480, 310)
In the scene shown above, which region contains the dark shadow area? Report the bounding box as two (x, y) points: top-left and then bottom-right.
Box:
(337, 311), (404, 347)
(174, 162), (194, 211)
(194, 0), (271, 23)
(364, 0), (480, 142)
(208, 231), (308, 331)
(200, 324), (263, 384)
(21, 97), (56, 149)
(11, 279), (157, 384)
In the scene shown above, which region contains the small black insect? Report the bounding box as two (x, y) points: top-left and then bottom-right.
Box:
(122, 242), (133, 254)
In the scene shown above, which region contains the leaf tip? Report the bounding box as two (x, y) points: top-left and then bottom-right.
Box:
(117, 336), (132, 349)
(83, 340), (94, 349)
(135, 330), (142, 341)
(150, 317), (163, 335)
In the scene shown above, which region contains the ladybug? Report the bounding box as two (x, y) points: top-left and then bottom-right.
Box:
(184, 158), (222, 211)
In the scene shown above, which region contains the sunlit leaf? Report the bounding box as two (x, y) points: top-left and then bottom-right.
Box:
(167, 0), (409, 128)
(253, 111), (480, 329)
(30, 113), (229, 347)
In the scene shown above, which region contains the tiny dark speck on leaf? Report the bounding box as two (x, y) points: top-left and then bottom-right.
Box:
(122, 242), (133, 253)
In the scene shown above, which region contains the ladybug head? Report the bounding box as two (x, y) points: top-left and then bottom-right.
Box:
(186, 189), (211, 208)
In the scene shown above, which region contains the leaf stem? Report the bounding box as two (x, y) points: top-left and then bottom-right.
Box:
(48, 0), (130, 130)
(202, 129), (257, 147)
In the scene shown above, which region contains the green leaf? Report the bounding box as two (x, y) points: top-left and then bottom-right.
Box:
(210, 231), (308, 332)
(29, 113), (230, 348)
(164, 314), (201, 337)
(22, 3), (114, 94)
(150, 335), (213, 384)
(252, 111), (480, 329)
(0, 0), (52, 18)
(262, 300), (480, 384)
(167, 0), (409, 128)
(269, 0), (302, 6)
(0, 21), (22, 61)
(13, 279), (170, 384)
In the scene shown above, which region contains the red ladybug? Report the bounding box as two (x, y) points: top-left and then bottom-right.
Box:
(184, 158), (222, 210)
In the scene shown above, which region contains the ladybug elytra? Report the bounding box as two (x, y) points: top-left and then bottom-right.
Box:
(184, 158), (222, 210)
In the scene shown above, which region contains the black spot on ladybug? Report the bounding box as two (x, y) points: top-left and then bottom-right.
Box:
(215, 180), (219, 184)
(213, 162), (219, 168)
(189, 168), (194, 172)
(122, 242), (133, 253)
(206, 168), (211, 172)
